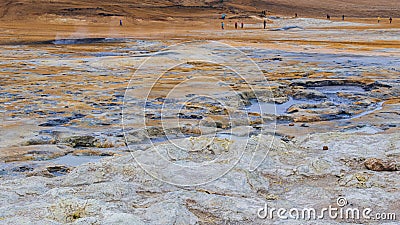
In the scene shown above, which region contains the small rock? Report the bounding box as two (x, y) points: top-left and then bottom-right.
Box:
(250, 118), (263, 126)
(323, 146), (329, 150)
(39, 117), (70, 127)
(25, 136), (55, 145)
(281, 135), (294, 143)
(273, 97), (289, 104)
(248, 112), (261, 117)
(64, 135), (97, 148)
(29, 165), (72, 177)
(47, 165), (71, 175)
(72, 149), (114, 156)
(11, 165), (34, 172)
(265, 194), (279, 200)
(177, 113), (203, 120)
(292, 89), (326, 99)
(288, 123), (295, 127)
(364, 158), (399, 171)
(293, 115), (321, 122)
(287, 106), (300, 113)
(354, 99), (373, 106)
(39, 114), (86, 127)
(0, 145), (72, 162)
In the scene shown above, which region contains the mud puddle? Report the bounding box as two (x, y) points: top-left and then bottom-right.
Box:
(48, 154), (106, 167)
(246, 85), (382, 121)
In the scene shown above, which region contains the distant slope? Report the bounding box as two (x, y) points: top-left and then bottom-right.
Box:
(256, 0), (399, 17)
(0, 0), (398, 20)
(0, 0), (224, 19)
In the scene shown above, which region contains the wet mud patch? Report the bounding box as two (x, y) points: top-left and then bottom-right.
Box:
(49, 154), (106, 167)
(29, 38), (129, 45)
(247, 83), (386, 123)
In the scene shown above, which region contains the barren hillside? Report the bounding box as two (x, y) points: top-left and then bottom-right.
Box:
(1, 0), (398, 21)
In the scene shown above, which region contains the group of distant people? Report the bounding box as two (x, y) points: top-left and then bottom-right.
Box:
(221, 11), (270, 30)
(222, 21), (244, 30)
(118, 12), (394, 29)
(326, 14), (394, 24)
(219, 9), (394, 31)
(222, 20), (271, 30)
(326, 14), (346, 20)
(221, 13), (244, 30)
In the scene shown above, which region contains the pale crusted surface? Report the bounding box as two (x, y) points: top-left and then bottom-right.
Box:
(0, 133), (399, 224)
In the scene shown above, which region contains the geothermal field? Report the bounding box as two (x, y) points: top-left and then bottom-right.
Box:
(0, 0), (399, 224)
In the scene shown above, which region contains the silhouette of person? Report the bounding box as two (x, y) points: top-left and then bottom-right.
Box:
(389, 17), (393, 24)
(241, 21), (244, 28)
(235, 21), (238, 29)
(119, 20), (122, 26)
(221, 21), (225, 30)
(264, 20), (267, 29)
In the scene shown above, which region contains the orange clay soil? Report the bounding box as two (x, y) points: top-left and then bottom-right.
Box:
(0, 0), (400, 44)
